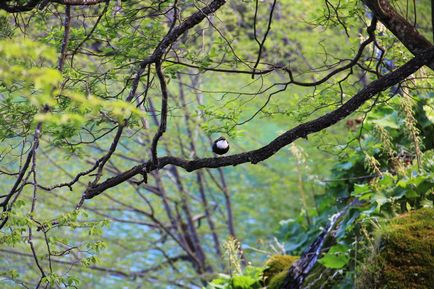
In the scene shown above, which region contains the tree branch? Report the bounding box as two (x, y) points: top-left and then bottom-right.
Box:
(0, 248), (188, 279)
(57, 4), (71, 71)
(83, 46), (434, 200)
(363, 0), (434, 69)
(0, 0), (106, 12)
(150, 61), (169, 166)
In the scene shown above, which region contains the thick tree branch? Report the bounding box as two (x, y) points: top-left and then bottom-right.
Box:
(363, 0), (434, 69)
(121, 0), (227, 105)
(146, 0), (226, 65)
(0, 0), (105, 12)
(83, 47), (434, 200)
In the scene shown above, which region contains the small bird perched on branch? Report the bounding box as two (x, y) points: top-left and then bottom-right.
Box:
(212, 137), (229, 155)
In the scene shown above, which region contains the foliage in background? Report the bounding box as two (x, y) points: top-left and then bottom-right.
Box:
(0, 0), (432, 288)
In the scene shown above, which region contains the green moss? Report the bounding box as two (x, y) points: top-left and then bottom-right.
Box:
(359, 208), (434, 289)
(268, 271), (288, 289)
(262, 255), (298, 286)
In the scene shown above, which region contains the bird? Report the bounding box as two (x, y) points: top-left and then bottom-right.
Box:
(212, 137), (229, 155)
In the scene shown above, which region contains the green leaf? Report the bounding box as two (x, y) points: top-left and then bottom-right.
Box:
(352, 183), (371, 200)
(232, 275), (259, 289)
(318, 244), (350, 269)
(370, 114), (400, 129)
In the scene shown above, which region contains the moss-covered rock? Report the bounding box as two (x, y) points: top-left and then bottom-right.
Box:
(262, 255), (299, 286)
(359, 208), (434, 289)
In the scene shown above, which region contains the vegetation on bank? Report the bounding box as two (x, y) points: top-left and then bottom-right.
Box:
(0, 0), (433, 288)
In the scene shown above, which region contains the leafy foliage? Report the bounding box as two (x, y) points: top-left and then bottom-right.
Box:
(0, 1), (433, 289)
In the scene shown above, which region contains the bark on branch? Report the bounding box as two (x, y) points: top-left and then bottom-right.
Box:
(138, 0), (226, 67)
(363, 0), (434, 69)
(0, 0), (106, 12)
